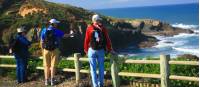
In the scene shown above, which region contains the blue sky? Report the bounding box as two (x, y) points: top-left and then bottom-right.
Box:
(47, 0), (199, 9)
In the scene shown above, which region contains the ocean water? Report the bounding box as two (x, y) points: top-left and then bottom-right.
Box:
(94, 3), (199, 58)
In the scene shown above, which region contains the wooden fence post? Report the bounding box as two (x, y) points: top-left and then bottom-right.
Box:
(111, 54), (120, 87)
(160, 54), (170, 87)
(74, 53), (81, 85)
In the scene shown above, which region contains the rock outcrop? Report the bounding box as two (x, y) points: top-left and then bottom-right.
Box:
(127, 19), (194, 36)
(19, 5), (48, 17)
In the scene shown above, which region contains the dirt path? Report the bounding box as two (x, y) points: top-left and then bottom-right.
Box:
(0, 77), (131, 87)
(0, 79), (84, 87)
(0, 71), (131, 87)
(0, 75), (131, 87)
(0, 76), (93, 87)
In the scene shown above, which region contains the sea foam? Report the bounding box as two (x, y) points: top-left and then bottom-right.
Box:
(172, 23), (199, 29)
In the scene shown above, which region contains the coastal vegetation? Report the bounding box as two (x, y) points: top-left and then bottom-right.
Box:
(0, 55), (198, 87)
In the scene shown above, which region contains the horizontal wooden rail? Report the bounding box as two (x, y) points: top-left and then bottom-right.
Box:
(0, 56), (110, 62)
(35, 67), (108, 74)
(118, 72), (160, 79)
(169, 61), (199, 65)
(124, 60), (160, 64)
(169, 75), (199, 82)
(0, 65), (107, 74)
(0, 55), (14, 59)
(1, 64), (198, 82)
(0, 64), (16, 68)
(1, 55), (198, 65)
(65, 57), (88, 61)
(118, 72), (199, 82)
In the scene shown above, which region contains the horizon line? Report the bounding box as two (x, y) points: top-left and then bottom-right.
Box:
(90, 2), (198, 10)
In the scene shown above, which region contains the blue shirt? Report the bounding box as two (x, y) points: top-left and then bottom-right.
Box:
(41, 26), (65, 48)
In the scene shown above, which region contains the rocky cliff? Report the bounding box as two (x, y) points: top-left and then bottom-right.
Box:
(127, 19), (194, 36)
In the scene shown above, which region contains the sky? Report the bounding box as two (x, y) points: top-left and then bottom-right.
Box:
(47, 0), (199, 9)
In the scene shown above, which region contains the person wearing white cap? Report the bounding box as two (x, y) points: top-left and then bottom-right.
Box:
(41, 18), (73, 86)
(84, 14), (115, 87)
(17, 27), (25, 33)
(92, 14), (102, 23)
(11, 27), (31, 84)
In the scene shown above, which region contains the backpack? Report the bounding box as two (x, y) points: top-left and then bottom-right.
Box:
(90, 25), (107, 50)
(8, 35), (20, 53)
(43, 29), (58, 51)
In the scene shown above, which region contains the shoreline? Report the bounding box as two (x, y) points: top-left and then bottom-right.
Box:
(117, 20), (199, 58)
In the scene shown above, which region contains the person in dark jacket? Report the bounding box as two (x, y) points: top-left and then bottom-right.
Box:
(13, 27), (31, 83)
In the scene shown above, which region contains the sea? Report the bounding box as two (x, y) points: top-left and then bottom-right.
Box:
(93, 3), (199, 58)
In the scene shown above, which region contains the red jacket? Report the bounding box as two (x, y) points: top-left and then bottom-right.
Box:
(84, 24), (112, 53)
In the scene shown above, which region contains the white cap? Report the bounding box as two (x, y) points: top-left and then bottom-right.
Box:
(17, 27), (25, 33)
(92, 14), (102, 22)
(49, 19), (60, 24)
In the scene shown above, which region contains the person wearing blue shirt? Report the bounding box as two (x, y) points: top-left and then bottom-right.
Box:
(41, 19), (73, 86)
(13, 27), (31, 84)
(41, 25), (64, 49)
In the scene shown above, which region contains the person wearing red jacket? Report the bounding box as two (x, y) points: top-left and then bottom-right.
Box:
(84, 14), (114, 87)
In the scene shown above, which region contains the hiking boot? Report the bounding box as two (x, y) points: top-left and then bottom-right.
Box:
(17, 81), (22, 84)
(50, 78), (55, 86)
(45, 79), (49, 86)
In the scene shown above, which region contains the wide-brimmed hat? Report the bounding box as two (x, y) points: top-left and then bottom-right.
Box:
(92, 14), (102, 22)
(49, 19), (60, 24)
(17, 27), (25, 33)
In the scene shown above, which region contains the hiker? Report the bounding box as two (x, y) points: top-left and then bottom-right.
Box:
(41, 18), (73, 86)
(84, 14), (115, 87)
(10, 27), (31, 83)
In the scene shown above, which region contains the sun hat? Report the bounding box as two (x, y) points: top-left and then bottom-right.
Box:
(17, 27), (25, 33)
(49, 18), (60, 24)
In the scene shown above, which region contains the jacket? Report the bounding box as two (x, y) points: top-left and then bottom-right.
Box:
(84, 24), (112, 53)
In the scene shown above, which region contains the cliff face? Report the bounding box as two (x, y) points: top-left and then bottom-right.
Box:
(19, 5), (48, 17)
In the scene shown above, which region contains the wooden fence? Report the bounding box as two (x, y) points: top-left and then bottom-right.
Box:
(0, 53), (199, 87)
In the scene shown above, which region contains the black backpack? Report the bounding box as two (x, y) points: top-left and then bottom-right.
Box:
(8, 35), (20, 53)
(90, 26), (107, 50)
(43, 29), (58, 51)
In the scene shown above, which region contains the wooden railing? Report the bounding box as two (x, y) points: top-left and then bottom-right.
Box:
(0, 53), (199, 87)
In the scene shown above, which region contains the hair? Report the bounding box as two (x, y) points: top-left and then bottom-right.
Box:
(50, 23), (57, 27)
(17, 32), (23, 35)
